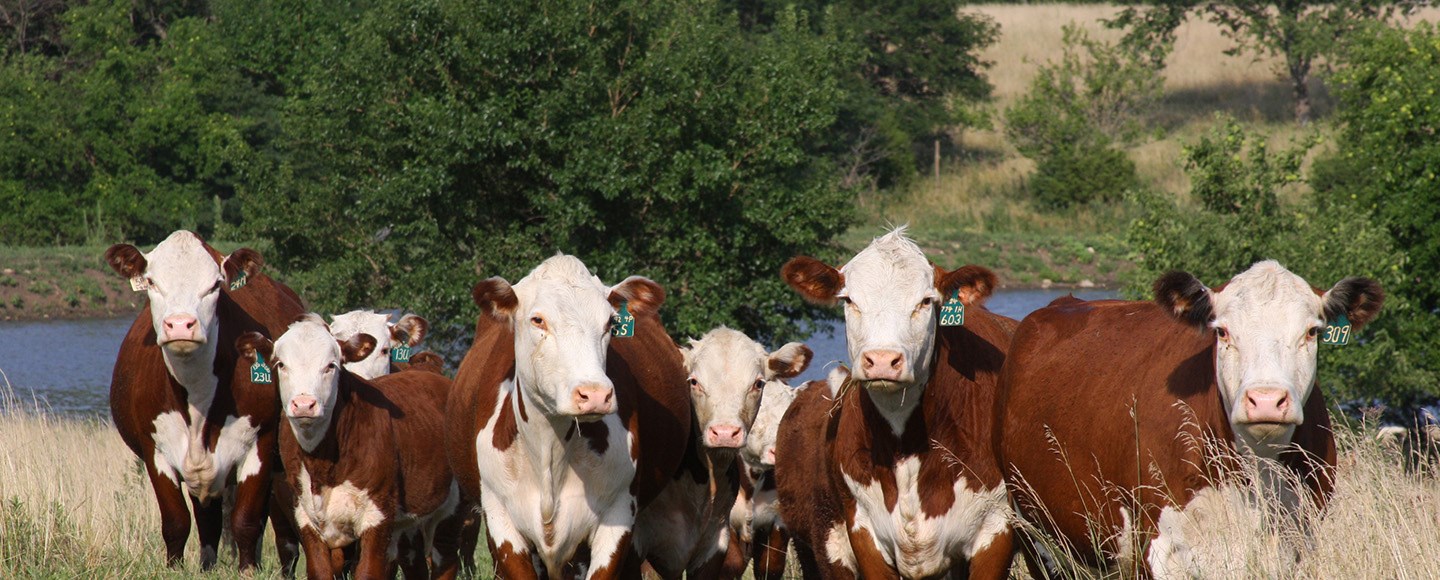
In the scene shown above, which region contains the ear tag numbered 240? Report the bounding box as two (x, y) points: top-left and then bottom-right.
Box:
(229, 271), (248, 291)
(250, 352), (274, 384)
(939, 290), (966, 327)
(611, 301), (635, 338)
(390, 344), (413, 363)
(1321, 313), (1352, 346)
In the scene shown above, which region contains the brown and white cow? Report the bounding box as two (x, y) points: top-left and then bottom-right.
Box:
(106, 230), (304, 571)
(728, 374), (807, 579)
(632, 327), (811, 578)
(777, 228), (1018, 579)
(328, 310), (431, 379)
(443, 254), (691, 579)
(996, 261), (1383, 577)
(239, 316), (463, 579)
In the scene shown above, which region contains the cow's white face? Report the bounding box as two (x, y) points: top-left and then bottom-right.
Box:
(744, 380), (802, 467)
(473, 255), (664, 421)
(329, 311), (392, 379)
(269, 316), (374, 449)
(1156, 261), (1384, 445)
(681, 328), (812, 450)
(782, 228), (995, 392)
(105, 230), (261, 357)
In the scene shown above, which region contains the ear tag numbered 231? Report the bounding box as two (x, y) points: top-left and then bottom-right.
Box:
(229, 271), (248, 291)
(250, 352), (274, 384)
(1321, 313), (1352, 346)
(390, 344), (413, 363)
(611, 301), (635, 338)
(939, 290), (966, 327)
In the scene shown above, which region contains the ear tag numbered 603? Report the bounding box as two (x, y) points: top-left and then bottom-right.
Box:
(1321, 313), (1352, 346)
(939, 290), (965, 327)
(611, 301), (635, 338)
(250, 352), (274, 384)
(390, 344), (413, 363)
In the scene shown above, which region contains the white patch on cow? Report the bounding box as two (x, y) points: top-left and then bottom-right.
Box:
(730, 483), (755, 542)
(744, 380), (802, 469)
(825, 521), (857, 573)
(151, 411), (188, 486)
(1114, 506), (1136, 568)
(273, 317), (346, 453)
(236, 443), (263, 483)
(1147, 484), (1277, 580)
(835, 228), (942, 390)
(844, 457), (1011, 578)
(206, 415), (260, 492)
(293, 465), (386, 549)
(329, 310), (394, 380)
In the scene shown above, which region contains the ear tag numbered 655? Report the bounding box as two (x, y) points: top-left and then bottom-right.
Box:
(250, 352), (274, 384)
(229, 271), (249, 291)
(390, 344), (413, 363)
(939, 290), (966, 327)
(611, 301), (635, 338)
(1321, 313), (1352, 346)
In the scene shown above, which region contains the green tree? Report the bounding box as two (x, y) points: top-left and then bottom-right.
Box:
(241, 0), (855, 349)
(1108, 0), (1425, 124)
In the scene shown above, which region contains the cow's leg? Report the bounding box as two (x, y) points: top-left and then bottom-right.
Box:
(147, 460), (192, 567)
(354, 521), (394, 580)
(485, 530), (540, 579)
(458, 507), (482, 573)
(396, 532), (427, 580)
(752, 526), (789, 580)
(191, 494), (224, 570)
(269, 474), (301, 577)
(965, 528), (1015, 580)
(481, 485), (541, 579)
(722, 528), (748, 578)
(299, 525), (335, 580)
(583, 495), (637, 580)
(429, 509), (466, 580)
(229, 448), (272, 572)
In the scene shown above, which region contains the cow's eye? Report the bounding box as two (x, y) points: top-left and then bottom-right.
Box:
(688, 377), (699, 387)
(753, 379), (765, 390)
(530, 316), (546, 330)
(325, 363), (337, 372)
(1307, 326), (1320, 338)
(919, 297), (934, 308)
(274, 362), (285, 370)
(1216, 327), (1229, 340)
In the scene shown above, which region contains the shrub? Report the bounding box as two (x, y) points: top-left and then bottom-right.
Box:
(1030, 144), (1139, 210)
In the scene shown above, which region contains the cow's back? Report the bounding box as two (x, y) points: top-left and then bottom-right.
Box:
(374, 369), (454, 515)
(608, 307), (690, 506)
(446, 315), (515, 503)
(774, 380), (843, 569)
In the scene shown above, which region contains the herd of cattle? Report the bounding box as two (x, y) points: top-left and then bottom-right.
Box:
(102, 228), (1383, 579)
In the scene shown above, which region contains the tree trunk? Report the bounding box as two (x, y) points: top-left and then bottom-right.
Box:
(1290, 58), (1312, 125)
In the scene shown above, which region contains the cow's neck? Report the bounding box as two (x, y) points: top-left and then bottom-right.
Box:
(290, 381), (346, 455)
(159, 324), (220, 425)
(862, 381), (926, 438)
(513, 378), (594, 528)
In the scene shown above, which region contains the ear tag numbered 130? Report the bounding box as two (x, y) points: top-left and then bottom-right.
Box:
(611, 301), (635, 338)
(1321, 313), (1352, 346)
(250, 352), (274, 384)
(390, 344), (412, 363)
(229, 271), (248, 291)
(939, 290), (965, 327)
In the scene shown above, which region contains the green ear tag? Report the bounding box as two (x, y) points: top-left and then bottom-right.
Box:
(250, 352), (273, 384)
(939, 290), (965, 327)
(390, 344), (412, 363)
(611, 301), (635, 338)
(229, 271), (248, 291)
(1321, 313), (1352, 346)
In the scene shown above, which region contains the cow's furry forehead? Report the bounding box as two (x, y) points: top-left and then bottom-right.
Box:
(275, 315), (339, 357)
(840, 227), (933, 295)
(518, 254), (608, 294)
(1216, 260), (1321, 313)
(687, 327), (767, 368)
(147, 231), (217, 271)
(330, 310), (389, 340)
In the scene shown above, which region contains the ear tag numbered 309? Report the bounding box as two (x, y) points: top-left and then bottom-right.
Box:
(390, 344), (413, 363)
(611, 301), (635, 338)
(1321, 313), (1352, 346)
(939, 290), (965, 327)
(250, 352), (274, 384)
(229, 271), (248, 291)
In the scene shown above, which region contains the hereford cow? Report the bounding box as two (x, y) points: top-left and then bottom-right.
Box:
(728, 376), (806, 579)
(777, 228), (1018, 579)
(105, 230), (304, 571)
(328, 310), (431, 379)
(443, 254), (691, 579)
(632, 327), (811, 579)
(995, 261), (1383, 577)
(239, 316), (463, 579)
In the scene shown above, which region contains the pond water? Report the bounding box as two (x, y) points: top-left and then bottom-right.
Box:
(0, 288), (1119, 417)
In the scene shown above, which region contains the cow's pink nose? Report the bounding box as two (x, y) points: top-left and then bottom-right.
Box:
(163, 315), (199, 341)
(573, 384), (615, 416)
(861, 349), (905, 381)
(289, 395), (320, 418)
(762, 446), (777, 466)
(1244, 388), (1291, 423)
(706, 424), (744, 448)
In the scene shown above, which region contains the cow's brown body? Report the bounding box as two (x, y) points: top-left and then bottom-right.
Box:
(777, 307), (1017, 579)
(995, 297), (1337, 572)
(110, 268), (304, 570)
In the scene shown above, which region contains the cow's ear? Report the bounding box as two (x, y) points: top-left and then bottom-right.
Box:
(782, 256), (843, 306)
(339, 333), (377, 363)
(235, 332), (274, 363)
(1322, 277), (1384, 330)
(609, 276), (665, 316)
(937, 264), (998, 307)
(473, 277), (519, 321)
(393, 314), (429, 346)
(105, 244), (147, 279)
(766, 342), (813, 380)
(1154, 270), (1213, 329)
(223, 248), (264, 286)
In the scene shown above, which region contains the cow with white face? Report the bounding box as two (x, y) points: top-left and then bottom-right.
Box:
(997, 261), (1384, 577)
(446, 254), (691, 579)
(777, 228), (1019, 579)
(106, 230), (304, 572)
(729, 377), (805, 580)
(633, 327), (811, 578)
(328, 310), (430, 380)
